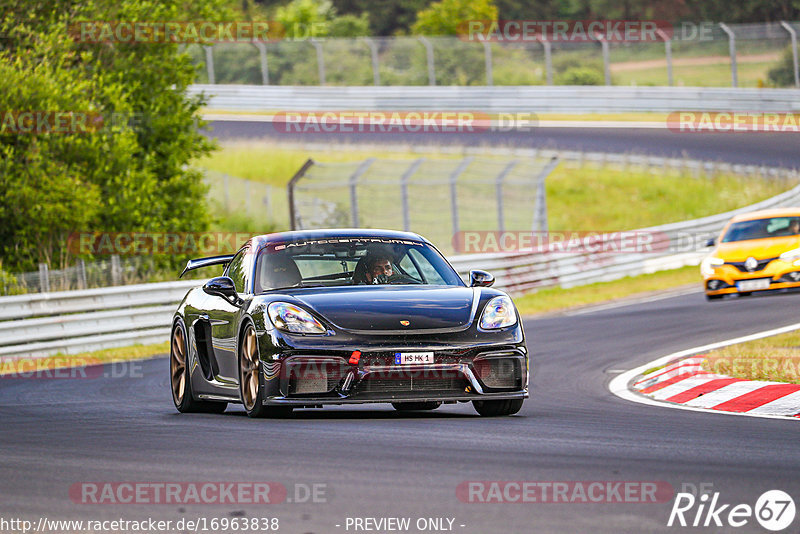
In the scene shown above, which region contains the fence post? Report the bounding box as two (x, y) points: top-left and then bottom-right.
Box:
(111, 255), (122, 286)
(780, 21), (800, 88)
(252, 41), (270, 85)
(287, 158), (315, 230)
(719, 23), (738, 87)
(364, 37), (381, 86)
(418, 36), (436, 86)
(449, 157), (473, 235)
(311, 39), (326, 85)
(348, 158), (376, 227)
(656, 28), (673, 86)
(38, 263), (49, 293)
(534, 157), (559, 233)
(77, 258), (87, 290)
(495, 161), (517, 233)
(482, 41), (493, 86)
(539, 40), (553, 85)
(203, 45), (215, 84)
(400, 159), (425, 232)
(599, 37), (611, 86)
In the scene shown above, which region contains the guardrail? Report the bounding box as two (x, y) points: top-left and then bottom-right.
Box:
(0, 281), (197, 359)
(2, 155), (798, 360)
(189, 85), (800, 113)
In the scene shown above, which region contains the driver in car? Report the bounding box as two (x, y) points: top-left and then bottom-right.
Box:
(365, 255), (394, 284)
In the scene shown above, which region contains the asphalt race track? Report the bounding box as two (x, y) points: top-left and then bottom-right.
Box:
(2, 290), (800, 533)
(205, 121), (800, 168)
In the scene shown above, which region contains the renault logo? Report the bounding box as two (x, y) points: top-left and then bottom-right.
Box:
(744, 257), (759, 272)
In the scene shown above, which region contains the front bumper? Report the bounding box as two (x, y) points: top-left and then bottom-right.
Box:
(704, 260), (800, 297)
(260, 348), (529, 406)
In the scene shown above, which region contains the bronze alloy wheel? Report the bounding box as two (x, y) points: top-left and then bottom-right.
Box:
(240, 324), (260, 411)
(170, 324), (187, 405)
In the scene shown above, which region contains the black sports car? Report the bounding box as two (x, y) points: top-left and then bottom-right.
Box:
(170, 229), (529, 417)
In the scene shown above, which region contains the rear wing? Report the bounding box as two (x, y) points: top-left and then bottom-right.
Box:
(179, 254), (235, 278)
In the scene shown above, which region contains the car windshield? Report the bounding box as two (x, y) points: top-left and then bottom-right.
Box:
(721, 217), (800, 243)
(254, 238), (464, 292)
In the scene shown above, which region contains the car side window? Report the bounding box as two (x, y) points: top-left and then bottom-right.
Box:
(226, 246), (250, 293)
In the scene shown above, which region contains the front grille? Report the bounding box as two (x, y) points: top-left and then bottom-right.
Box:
(474, 358), (520, 389)
(725, 258), (777, 272)
(358, 374), (466, 394)
(288, 362), (344, 395)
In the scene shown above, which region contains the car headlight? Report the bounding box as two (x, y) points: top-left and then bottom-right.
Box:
(479, 295), (518, 330)
(267, 302), (326, 334)
(700, 256), (724, 277)
(779, 248), (800, 263)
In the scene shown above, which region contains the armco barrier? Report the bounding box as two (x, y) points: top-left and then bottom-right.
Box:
(189, 85), (800, 114)
(0, 281), (197, 359)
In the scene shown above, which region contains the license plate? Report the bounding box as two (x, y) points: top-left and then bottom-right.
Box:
(737, 278), (771, 291)
(394, 352), (434, 365)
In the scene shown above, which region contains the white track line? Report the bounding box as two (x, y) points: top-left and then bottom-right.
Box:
(608, 322), (800, 421)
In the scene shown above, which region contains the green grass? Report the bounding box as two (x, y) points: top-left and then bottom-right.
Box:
(513, 265), (699, 316)
(613, 61), (775, 88)
(546, 165), (788, 231)
(702, 331), (800, 384)
(199, 143), (792, 233)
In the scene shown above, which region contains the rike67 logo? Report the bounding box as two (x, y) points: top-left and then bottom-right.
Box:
(668, 489), (795, 531)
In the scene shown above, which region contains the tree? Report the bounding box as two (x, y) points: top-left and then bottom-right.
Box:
(0, 0), (230, 271)
(412, 0), (498, 36)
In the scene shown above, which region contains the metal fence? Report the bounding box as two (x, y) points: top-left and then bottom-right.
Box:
(0, 256), (153, 296)
(204, 170), (286, 224)
(186, 22), (800, 88)
(287, 156), (559, 252)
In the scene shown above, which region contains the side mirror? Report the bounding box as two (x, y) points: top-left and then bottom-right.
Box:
(203, 276), (239, 301)
(706, 238), (716, 247)
(470, 270), (495, 287)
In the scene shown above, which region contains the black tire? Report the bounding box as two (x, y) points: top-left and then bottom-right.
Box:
(239, 321), (292, 419)
(472, 399), (524, 416)
(392, 401), (441, 411)
(705, 294), (724, 301)
(171, 319), (227, 414)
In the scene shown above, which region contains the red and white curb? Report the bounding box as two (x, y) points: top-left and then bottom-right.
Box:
(609, 322), (800, 421)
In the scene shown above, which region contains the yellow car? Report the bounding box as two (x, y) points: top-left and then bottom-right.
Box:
(702, 208), (800, 300)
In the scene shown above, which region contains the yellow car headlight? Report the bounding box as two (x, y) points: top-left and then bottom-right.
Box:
(701, 256), (724, 277)
(779, 248), (800, 265)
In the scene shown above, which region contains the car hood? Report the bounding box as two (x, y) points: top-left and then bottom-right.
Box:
(715, 236), (800, 262)
(289, 286), (479, 333)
